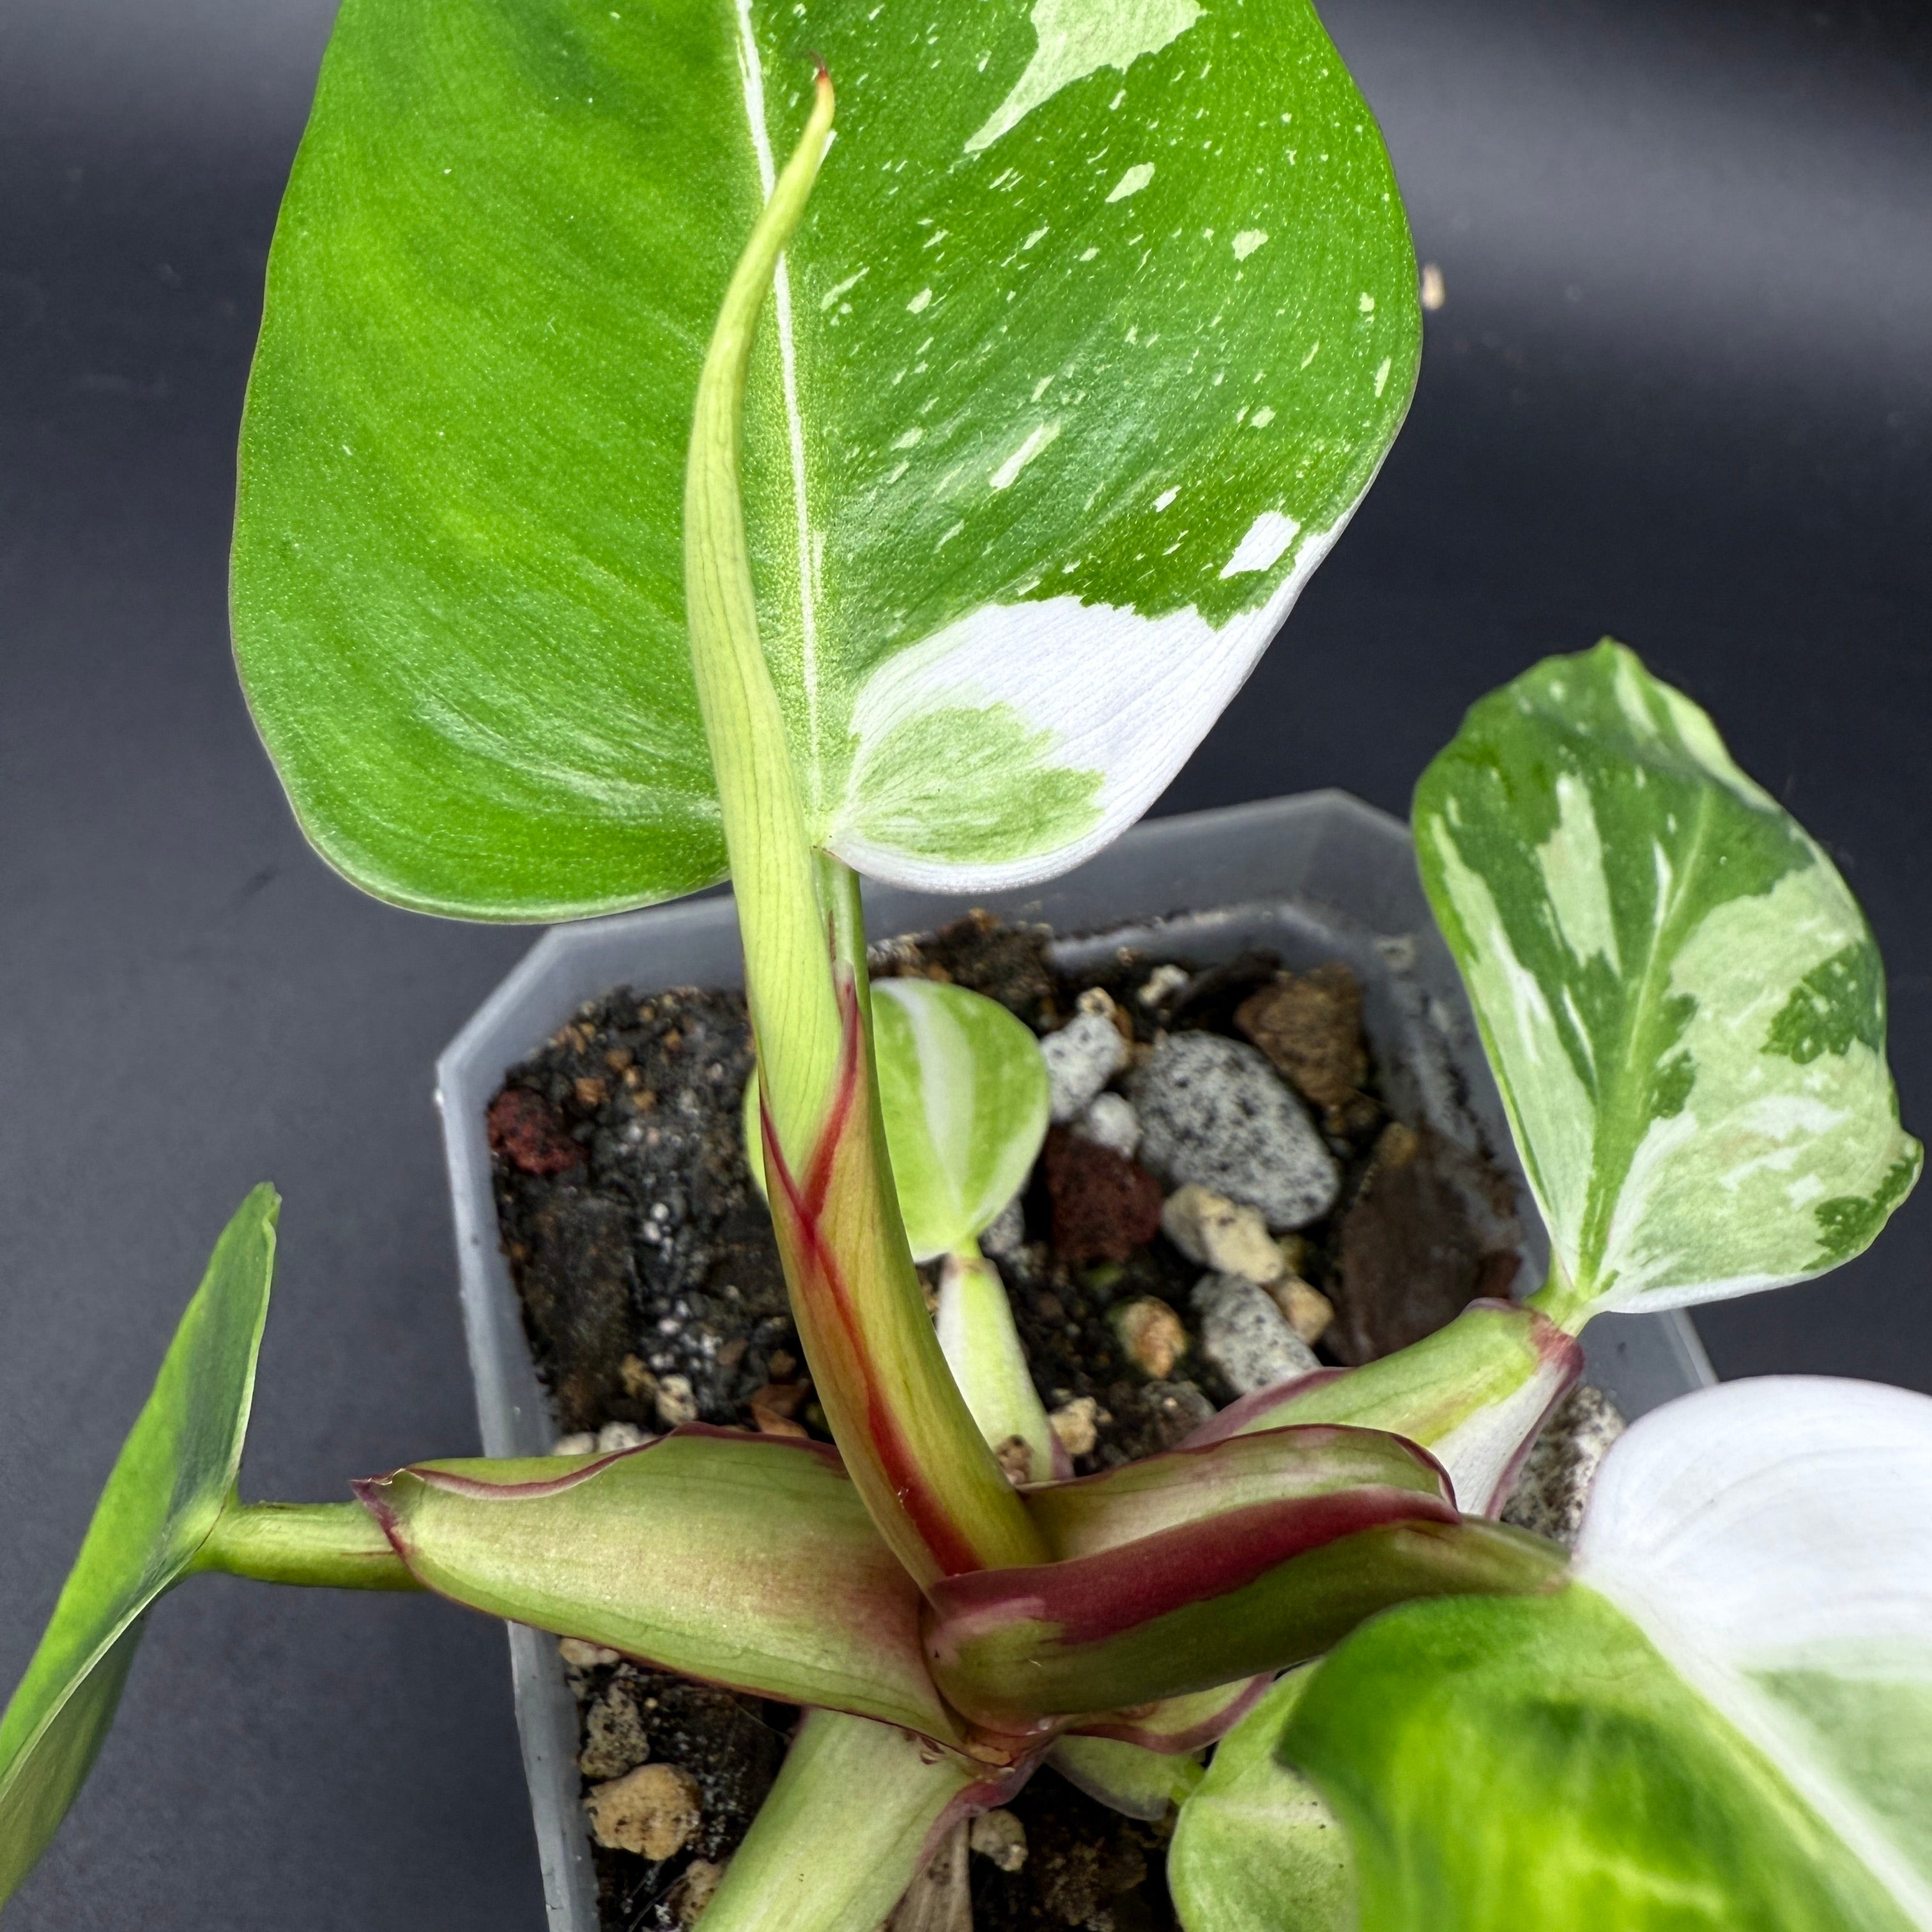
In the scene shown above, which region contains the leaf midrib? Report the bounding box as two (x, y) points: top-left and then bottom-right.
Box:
(1574, 783), (1716, 1298)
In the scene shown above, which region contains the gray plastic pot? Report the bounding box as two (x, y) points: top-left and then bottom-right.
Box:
(436, 790), (1713, 1932)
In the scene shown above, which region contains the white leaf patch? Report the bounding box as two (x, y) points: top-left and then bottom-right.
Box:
(1578, 1377), (1932, 1924)
(965, 0), (1203, 155)
(827, 512), (1348, 891)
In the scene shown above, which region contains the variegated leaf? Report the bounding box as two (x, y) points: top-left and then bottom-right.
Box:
(1169, 1666), (1351, 1932)
(233, 0), (1417, 917)
(1415, 642), (1920, 1316)
(1280, 1377), (1932, 1931)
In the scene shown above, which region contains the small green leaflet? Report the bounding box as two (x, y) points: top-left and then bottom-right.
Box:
(0, 1186), (280, 1906)
(233, 0), (1418, 918)
(1169, 1667), (1351, 1932)
(1414, 641), (1919, 1314)
(746, 976), (1048, 1262)
(1280, 1377), (1932, 1932)
(870, 978), (1048, 1261)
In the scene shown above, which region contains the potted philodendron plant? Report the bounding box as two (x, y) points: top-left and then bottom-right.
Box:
(2, 1), (1926, 1927)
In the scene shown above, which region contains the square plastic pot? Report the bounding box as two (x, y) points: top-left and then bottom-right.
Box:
(436, 790), (1713, 1931)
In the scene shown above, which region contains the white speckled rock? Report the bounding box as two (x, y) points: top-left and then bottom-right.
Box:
(1041, 1011), (1128, 1123)
(1077, 1092), (1141, 1160)
(1131, 1032), (1339, 1229)
(1192, 1273), (1321, 1395)
(1501, 1384), (1627, 1547)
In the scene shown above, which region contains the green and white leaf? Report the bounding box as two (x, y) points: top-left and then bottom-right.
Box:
(871, 977), (1048, 1260)
(1169, 1667), (1351, 1932)
(233, 0), (1418, 917)
(747, 974), (1048, 1262)
(1414, 641), (1920, 1315)
(1280, 1376), (1932, 1931)
(0, 1186), (279, 1906)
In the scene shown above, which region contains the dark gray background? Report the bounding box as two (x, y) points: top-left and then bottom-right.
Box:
(1, 0), (1926, 1924)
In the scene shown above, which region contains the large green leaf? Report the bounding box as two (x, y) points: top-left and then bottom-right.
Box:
(0, 1186), (279, 1906)
(1169, 1666), (1351, 1932)
(1280, 1377), (1932, 1931)
(233, 0), (1419, 917)
(1414, 642), (1920, 1316)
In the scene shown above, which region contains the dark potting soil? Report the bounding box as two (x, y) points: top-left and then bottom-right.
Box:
(489, 912), (1522, 1931)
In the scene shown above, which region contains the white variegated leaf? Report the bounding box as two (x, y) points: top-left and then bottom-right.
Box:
(234, 0), (1418, 918)
(1276, 1377), (1932, 1932)
(1415, 641), (1920, 1315)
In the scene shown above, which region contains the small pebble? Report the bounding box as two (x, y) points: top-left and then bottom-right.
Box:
(1192, 1274), (1321, 1394)
(597, 1420), (650, 1453)
(552, 1431), (597, 1457)
(980, 1193), (1026, 1260)
(583, 1762), (703, 1860)
(579, 1682), (652, 1779)
(620, 1354), (659, 1401)
(1041, 1011), (1129, 1123)
(1160, 1184), (1284, 1284)
(1077, 1092), (1141, 1160)
(1048, 1397), (1101, 1459)
(559, 1636), (620, 1669)
(1502, 1384), (1627, 1548)
(1137, 963), (1190, 1009)
(655, 1374), (700, 1428)
(969, 1808), (1029, 1873)
(1114, 1297), (1188, 1379)
(1271, 1276), (1336, 1346)
(665, 1860), (726, 1925)
(1132, 1032), (1340, 1230)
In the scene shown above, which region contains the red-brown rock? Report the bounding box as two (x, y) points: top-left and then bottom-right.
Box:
(487, 1087), (583, 1176)
(1042, 1127), (1163, 1268)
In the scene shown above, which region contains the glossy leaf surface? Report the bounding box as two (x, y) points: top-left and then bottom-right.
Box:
(233, 0), (1418, 916)
(0, 1186), (279, 1906)
(356, 1427), (962, 1741)
(1169, 1667), (1351, 1932)
(1415, 643), (1920, 1316)
(872, 978), (1049, 1260)
(746, 976), (1049, 1262)
(1281, 1378), (1932, 1930)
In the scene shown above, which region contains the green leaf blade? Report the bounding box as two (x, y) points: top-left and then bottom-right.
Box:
(1285, 1586), (1919, 1932)
(1277, 1376), (1932, 1931)
(1169, 1666), (1352, 1932)
(234, 0), (1418, 915)
(1414, 641), (1920, 1317)
(0, 1186), (280, 1905)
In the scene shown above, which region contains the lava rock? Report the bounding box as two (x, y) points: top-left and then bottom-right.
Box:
(1193, 1274), (1321, 1395)
(1042, 1128), (1163, 1268)
(1235, 962), (1371, 1126)
(488, 1086), (585, 1175)
(1131, 1032), (1340, 1230)
(1332, 1123), (1522, 1363)
(1041, 1011), (1129, 1124)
